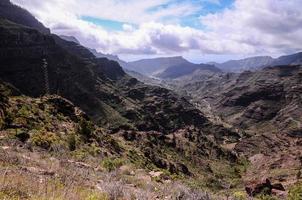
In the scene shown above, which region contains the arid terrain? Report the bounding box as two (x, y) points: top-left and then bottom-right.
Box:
(0, 0), (302, 200)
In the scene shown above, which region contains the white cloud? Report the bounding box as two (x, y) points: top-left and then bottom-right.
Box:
(12, 0), (201, 24)
(10, 0), (302, 59)
(200, 0), (302, 55)
(122, 24), (134, 32)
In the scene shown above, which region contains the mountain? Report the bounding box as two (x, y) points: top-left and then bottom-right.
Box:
(58, 36), (132, 70)
(0, 0), (50, 34)
(213, 52), (302, 73)
(125, 56), (221, 80)
(0, 0), (243, 191)
(59, 35), (80, 44)
(175, 64), (302, 194)
(0, 78), (237, 199)
(2, 1), (301, 199)
(2, 16), (215, 133)
(157, 62), (221, 79)
(214, 56), (274, 72)
(126, 56), (188, 76)
(271, 52), (302, 66)
(0, 3), (249, 199)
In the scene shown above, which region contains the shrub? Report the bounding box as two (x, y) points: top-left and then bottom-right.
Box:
(167, 182), (211, 200)
(67, 133), (77, 151)
(233, 191), (247, 200)
(288, 182), (302, 200)
(101, 158), (124, 172)
(85, 192), (109, 200)
(78, 119), (94, 138)
(31, 131), (59, 149)
(14, 129), (30, 142)
(257, 194), (279, 200)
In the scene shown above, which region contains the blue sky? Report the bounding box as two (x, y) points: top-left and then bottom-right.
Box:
(12, 0), (302, 63)
(82, 0), (235, 32)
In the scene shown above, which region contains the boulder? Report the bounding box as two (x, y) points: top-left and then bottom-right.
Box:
(245, 179), (285, 197)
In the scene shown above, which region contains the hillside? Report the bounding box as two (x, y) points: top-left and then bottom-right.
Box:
(175, 65), (302, 197)
(2, 0), (302, 199)
(0, 1), (250, 199)
(0, 0), (50, 34)
(0, 80), (219, 199)
(0, 17), (214, 133)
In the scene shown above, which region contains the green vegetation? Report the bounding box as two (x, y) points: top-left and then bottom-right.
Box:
(233, 191), (247, 200)
(78, 118), (94, 138)
(257, 194), (279, 200)
(288, 182), (302, 200)
(101, 157), (124, 172)
(31, 131), (60, 150)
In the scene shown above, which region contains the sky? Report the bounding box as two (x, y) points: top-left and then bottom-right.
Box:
(11, 0), (302, 63)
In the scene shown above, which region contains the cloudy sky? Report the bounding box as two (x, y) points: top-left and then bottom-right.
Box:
(11, 0), (302, 63)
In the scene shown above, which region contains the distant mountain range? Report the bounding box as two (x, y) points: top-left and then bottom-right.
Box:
(58, 35), (302, 79)
(123, 52), (302, 79)
(211, 56), (274, 72)
(271, 52), (302, 66)
(0, 0), (50, 34)
(212, 53), (302, 72)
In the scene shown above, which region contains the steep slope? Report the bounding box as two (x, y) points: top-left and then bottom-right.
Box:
(0, 19), (245, 199)
(0, 1), (267, 198)
(0, 0), (242, 152)
(181, 65), (302, 135)
(0, 0), (50, 34)
(211, 65), (302, 135)
(178, 65), (302, 194)
(0, 80), (243, 199)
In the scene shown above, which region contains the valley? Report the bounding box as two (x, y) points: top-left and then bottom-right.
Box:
(0, 0), (302, 200)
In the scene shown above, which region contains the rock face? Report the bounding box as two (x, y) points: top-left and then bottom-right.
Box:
(180, 65), (302, 136)
(245, 179), (285, 197)
(215, 65), (302, 135)
(174, 64), (302, 196)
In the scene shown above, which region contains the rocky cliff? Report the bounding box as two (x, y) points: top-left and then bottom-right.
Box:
(176, 65), (302, 195)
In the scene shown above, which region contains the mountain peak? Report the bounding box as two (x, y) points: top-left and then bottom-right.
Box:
(0, 0), (50, 34)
